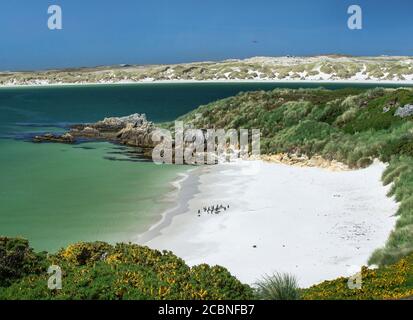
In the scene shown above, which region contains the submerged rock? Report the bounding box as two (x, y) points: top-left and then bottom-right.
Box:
(33, 133), (74, 144)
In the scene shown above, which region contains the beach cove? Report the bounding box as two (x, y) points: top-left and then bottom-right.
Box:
(0, 82), (402, 265)
(141, 160), (398, 287)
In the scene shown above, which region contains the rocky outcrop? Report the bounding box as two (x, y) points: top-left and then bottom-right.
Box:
(395, 104), (413, 118)
(97, 113), (147, 127)
(259, 153), (350, 171)
(31, 113), (240, 164)
(116, 122), (157, 148)
(32, 113), (157, 149)
(33, 133), (75, 144)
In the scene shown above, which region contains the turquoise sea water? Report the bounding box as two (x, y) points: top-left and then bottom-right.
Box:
(0, 82), (408, 251)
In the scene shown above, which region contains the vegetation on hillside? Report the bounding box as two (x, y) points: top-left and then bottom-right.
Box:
(302, 253), (413, 300)
(173, 87), (413, 266)
(2, 236), (413, 300)
(0, 238), (253, 300)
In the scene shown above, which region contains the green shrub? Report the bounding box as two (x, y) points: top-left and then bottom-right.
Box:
(280, 101), (313, 126)
(255, 272), (300, 300)
(335, 107), (358, 126)
(0, 237), (46, 287)
(0, 239), (254, 300)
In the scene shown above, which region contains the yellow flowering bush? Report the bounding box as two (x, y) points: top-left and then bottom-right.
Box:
(57, 241), (112, 265)
(0, 239), (254, 300)
(302, 254), (413, 300)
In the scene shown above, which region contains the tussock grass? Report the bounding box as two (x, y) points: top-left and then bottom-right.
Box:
(255, 272), (300, 300)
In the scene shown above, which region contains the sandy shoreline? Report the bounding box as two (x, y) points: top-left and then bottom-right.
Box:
(137, 168), (198, 243)
(1, 79), (413, 89)
(138, 160), (398, 288)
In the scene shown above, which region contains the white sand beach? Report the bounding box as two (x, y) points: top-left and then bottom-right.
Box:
(139, 160), (398, 288)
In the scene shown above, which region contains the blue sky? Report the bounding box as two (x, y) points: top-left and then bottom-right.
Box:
(0, 0), (412, 70)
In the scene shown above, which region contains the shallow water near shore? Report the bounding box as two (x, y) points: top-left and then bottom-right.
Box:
(0, 139), (187, 251)
(0, 82), (402, 252)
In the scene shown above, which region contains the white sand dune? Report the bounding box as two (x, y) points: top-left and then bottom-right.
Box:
(140, 160), (398, 288)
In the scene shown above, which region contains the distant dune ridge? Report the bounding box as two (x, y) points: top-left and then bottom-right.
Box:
(1, 56), (413, 86)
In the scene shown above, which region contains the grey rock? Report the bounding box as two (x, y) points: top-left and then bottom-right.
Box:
(33, 133), (74, 144)
(395, 104), (413, 118)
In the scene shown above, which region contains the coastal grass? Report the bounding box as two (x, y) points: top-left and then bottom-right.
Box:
(171, 87), (413, 266)
(255, 272), (300, 300)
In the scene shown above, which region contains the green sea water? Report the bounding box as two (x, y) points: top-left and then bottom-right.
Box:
(0, 82), (408, 251)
